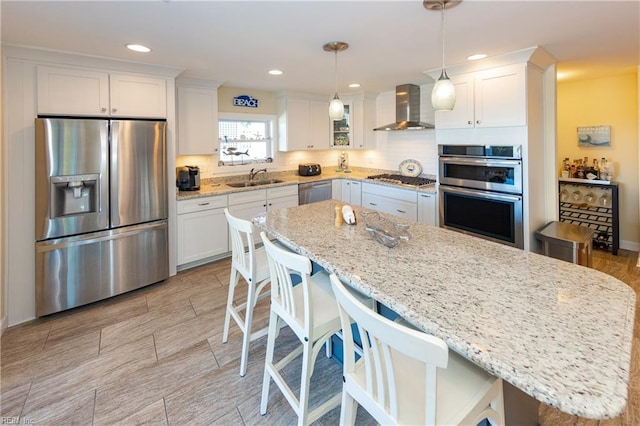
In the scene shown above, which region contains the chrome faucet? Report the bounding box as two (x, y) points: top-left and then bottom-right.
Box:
(248, 168), (267, 180)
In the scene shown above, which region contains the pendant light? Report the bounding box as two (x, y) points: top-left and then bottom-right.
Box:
(323, 41), (349, 121)
(424, 0), (460, 111)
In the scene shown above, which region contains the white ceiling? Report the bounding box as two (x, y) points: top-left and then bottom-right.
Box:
(2, 1), (639, 96)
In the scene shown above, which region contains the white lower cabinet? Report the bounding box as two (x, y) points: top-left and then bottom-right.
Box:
(228, 185), (299, 244)
(417, 192), (437, 226)
(266, 185), (299, 211)
(227, 185), (299, 219)
(228, 189), (268, 221)
(341, 180), (362, 206)
(361, 182), (417, 222)
(177, 195), (228, 266)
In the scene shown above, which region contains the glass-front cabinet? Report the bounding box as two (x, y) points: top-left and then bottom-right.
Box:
(331, 102), (351, 148)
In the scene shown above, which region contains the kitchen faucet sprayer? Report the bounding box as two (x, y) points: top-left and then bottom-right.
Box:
(249, 168), (267, 180)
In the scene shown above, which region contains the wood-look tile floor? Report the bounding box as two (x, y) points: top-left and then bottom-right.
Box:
(1, 249), (639, 425)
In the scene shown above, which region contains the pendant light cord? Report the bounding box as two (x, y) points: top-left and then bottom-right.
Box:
(441, 1), (446, 71)
(334, 50), (339, 95)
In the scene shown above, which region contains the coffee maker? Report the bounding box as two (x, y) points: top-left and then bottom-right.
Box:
(176, 166), (200, 191)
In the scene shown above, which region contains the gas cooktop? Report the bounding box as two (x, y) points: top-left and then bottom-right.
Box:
(367, 174), (436, 187)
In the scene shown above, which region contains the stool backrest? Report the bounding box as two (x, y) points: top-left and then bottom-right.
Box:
(329, 274), (449, 425)
(225, 208), (258, 280)
(260, 231), (313, 334)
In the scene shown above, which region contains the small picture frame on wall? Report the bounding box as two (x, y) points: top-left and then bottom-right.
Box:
(577, 125), (611, 147)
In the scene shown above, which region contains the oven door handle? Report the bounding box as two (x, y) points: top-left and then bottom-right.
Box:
(439, 157), (522, 167)
(440, 185), (522, 201)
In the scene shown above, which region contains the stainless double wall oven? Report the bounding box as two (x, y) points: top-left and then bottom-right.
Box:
(438, 145), (524, 249)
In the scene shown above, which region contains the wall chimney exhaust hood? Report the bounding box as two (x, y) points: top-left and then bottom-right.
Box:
(374, 84), (435, 131)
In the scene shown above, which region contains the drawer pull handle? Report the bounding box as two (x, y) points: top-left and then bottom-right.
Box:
(369, 202), (378, 206)
(420, 194), (432, 198)
(198, 202), (210, 206)
(397, 209), (406, 214)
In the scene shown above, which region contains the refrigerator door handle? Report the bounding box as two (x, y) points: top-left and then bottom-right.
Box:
(109, 120), (121, 225)
(36, 221), (167, 252)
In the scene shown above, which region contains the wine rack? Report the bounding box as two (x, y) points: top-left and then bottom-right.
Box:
(558, 179), (619, 255)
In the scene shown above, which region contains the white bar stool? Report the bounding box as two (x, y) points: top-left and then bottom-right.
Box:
(222, 208), (271, 377)
(259, 232), (342, 426)
(329, 273), (505, 426)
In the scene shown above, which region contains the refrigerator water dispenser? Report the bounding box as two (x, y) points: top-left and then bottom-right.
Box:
(50, 174), (99, 217)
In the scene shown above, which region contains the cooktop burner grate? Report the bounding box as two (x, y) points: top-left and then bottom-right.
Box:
(367, 174), (436, 186)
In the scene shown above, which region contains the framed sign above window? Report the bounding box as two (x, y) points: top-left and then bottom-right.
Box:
(577, 125), (611, 147)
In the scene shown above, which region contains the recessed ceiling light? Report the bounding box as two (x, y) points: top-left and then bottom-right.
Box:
(126, 44), (151, 53)
(348, 83), (361, 88)
(268, 69), (284, 75)
(467, 53), (487, 61)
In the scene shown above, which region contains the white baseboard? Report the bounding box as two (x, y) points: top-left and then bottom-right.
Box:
(620, 240), (640, 253)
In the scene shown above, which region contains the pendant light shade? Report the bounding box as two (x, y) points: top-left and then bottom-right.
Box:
(329, 94), (344, 121)
(323, 41), (349, 121)
(432, 69), (456, 110)
(424, 0), (460, 111)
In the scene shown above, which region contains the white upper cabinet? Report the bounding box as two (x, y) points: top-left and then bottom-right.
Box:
(278, 93), (375, 151)
(109, 73), (167, 118)
(331, 102), (352, 149)
(436, 63), (526, 129)
(176, 80), (219, 155)
(309, 100), (331, 150)
(331, 94), (376, 150)
(37, 66), (109, 116)
(349, 94), (376, 149)
(278, 96), (329, 151)
(37, 65), (167, 118)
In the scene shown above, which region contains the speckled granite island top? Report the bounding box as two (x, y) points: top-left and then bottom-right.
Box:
(254, 200), (635, 419)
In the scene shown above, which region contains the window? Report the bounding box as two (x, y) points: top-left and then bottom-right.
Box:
(218, 115), (274, 166)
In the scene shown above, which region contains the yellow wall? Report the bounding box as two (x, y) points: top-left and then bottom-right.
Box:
(217, 87), (276, 114)
(557, 71), (639, 247)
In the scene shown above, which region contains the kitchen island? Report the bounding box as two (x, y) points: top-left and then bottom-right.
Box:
(254, 200), (635, 421)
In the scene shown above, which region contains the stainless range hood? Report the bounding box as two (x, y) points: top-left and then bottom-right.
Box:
(373, 84), (434, 131)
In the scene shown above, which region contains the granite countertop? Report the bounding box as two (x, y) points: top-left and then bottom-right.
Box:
(254, 200), (635, 420)
(176, 167), (437, 200)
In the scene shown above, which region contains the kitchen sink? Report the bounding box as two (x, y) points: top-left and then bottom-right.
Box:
(226, 179), (284, 188)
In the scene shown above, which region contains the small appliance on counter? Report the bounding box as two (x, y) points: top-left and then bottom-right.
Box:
(298, 163), (321, 176)
(176, 166), (200, 191)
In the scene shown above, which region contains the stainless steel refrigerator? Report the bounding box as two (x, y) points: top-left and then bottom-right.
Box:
(35, 118), (168, 317)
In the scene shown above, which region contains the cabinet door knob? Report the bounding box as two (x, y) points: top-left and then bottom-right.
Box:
(476, 120), (481, 124)
(101, 107), (107, 112)
(467, 120), (473, 125)
(112, 108), (118, 113)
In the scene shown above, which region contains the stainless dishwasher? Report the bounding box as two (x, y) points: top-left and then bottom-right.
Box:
(299, 180), (332, 204)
